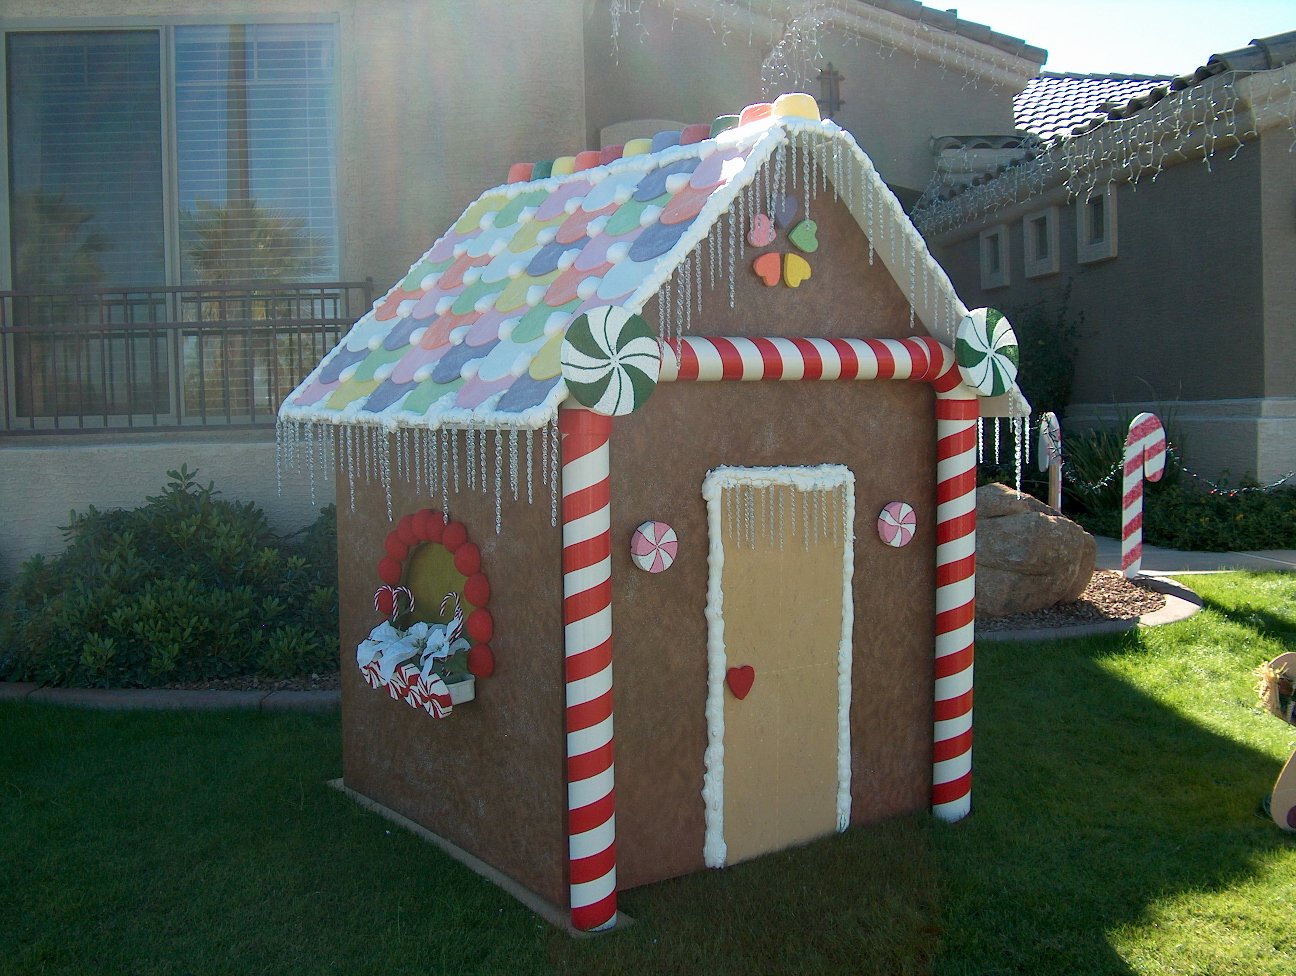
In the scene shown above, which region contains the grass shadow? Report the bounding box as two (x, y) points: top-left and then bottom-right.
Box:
(947, 625), (1296, 974)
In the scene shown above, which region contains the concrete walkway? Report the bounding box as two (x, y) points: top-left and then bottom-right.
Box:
(1093, 536), (1296, 575)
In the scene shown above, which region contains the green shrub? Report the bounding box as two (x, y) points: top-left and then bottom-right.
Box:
(0, 466), (338, 687)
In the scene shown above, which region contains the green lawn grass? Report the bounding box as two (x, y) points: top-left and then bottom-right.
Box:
(3, 573), (1294, 975)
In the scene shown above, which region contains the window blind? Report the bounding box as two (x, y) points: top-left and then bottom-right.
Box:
(6, 31), (165, 290)
(175, 24), (337, 284)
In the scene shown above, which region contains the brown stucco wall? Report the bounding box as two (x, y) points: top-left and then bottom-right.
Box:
(337, 189), (943, 904)
(604, 192), (938, 889)
(338, 457), (569, 907)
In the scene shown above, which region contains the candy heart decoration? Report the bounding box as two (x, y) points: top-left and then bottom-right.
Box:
(726, 665), (756, 701)
(774, 194), (799, 228)
(782, 253), (812, 288)
(753, 252), (781, 286)
(747, 212), (776, 247)
(788, 219), (819, 253)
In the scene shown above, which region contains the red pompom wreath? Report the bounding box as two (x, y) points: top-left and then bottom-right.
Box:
(466, 608), (494, 643)
(373, 510), (495, 690)
(414, 508), (443, 541)
(464, 572), (491, 608)
(377, 556), (403, 586)
(453, 542), (481, 577)
(467, 644), (495, 678)
(397, 514), (420, 546)
(441, 521), (468, 552)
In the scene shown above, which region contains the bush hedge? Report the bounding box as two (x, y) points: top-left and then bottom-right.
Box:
(983, 421), (1296, 552)
(0, 467), (338, 688)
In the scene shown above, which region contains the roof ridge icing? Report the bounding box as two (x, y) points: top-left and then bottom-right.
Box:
(280, 94), (1011, 434)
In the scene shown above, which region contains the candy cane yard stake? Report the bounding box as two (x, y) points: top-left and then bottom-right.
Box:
(1121, 412), (1167, 577)
(1038, 412), (1062, 512)
(559, 406), (618, 932)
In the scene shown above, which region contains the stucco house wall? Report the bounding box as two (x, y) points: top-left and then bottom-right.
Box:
(931, 141), (1291, 481)
(0, 0), (589, 574)
(582, 0), (1038, 201)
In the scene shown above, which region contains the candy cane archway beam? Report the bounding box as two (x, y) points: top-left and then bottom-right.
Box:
(657, 335), (979, 823)
(559, 335), (979, 931)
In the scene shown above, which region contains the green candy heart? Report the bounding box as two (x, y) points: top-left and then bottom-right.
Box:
(788, 219), (819, 253)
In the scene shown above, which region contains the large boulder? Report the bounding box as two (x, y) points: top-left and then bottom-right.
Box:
(976, 483), (1096, 618)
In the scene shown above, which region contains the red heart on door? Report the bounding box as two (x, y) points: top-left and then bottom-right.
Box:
(726, 665), (756, 701)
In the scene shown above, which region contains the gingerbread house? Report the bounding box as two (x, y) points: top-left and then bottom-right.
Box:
(278, 93), (1028, 932)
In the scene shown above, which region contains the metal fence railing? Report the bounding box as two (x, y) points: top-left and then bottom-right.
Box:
(0, 279), (372, 433)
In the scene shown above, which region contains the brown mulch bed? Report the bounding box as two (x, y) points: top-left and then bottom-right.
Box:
(165, 671), (341, 692)
(977, 570), (1168, 632)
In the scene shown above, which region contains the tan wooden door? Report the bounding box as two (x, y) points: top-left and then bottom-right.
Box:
(702, 467), (853, 867)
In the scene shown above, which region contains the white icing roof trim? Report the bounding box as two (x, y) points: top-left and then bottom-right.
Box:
(279, 116), (1026, 433)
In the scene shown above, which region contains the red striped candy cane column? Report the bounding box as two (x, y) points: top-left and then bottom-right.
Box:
(1121, 412), (1167, 578)
(558, 406), (618, 932)
(658, 335), (980, 822)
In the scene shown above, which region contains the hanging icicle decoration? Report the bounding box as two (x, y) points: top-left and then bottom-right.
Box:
(977, 416), (984, 463)
(509, 428), (519, 503)
(526, 428), (535, 504)
(694, 240), (703, 323)
(342, 425), (355, 512)
(1014, 416), (1024, 494)
(727, 208), (737, 309)
(379, 428), (393, 521)
(494, 429), (503, 534)
(478, 427), (487, 494)
(304, 421), (318, 508)
(993, 416), (1001, 464)
(451, 427), (461, 495)
(274, 421), (285, 497)
(549, 418), (559, 528)
(802, 131), (812, 217)
(471, 425), (482, 487)
(439, 427), (450, 519)
(865, 173), (876, 265)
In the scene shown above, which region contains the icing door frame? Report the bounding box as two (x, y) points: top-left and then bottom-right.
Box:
(699, 464), (856, 868)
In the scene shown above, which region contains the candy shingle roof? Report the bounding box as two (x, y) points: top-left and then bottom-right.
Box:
(281, 107), (1009, 431)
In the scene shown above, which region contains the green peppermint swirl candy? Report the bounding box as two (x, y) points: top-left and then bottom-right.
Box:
(955, 307), (1019, 397)
(560, 307), (660, 416)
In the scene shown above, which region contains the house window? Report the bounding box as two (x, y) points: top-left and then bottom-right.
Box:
(3, 23), (342, 427)
(1077, 183), (1118, 264)
(979, 225), (1010, 289)
(1023, 207), (1059, 278)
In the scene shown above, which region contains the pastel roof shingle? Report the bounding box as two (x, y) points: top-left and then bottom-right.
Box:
(281, 94), (1021, 432)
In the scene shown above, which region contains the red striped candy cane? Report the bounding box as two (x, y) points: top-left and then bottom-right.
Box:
(1038, 412), (1062, 512)
(559, 406), (618, 932)
(658, 334), (979, 822)
(1121, 412), (1166, 578)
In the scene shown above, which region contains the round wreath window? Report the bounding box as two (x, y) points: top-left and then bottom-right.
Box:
(357, 508), (494, 719)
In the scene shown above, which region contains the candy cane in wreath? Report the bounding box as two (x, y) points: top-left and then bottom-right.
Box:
(1121, 412), (1167, 578)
